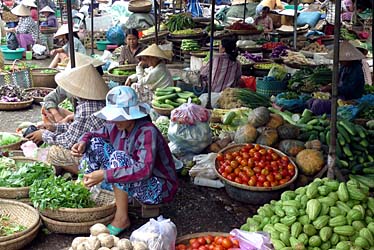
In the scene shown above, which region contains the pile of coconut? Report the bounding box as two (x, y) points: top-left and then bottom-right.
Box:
(68, 224), (148, 250)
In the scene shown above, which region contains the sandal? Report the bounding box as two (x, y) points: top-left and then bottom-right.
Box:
(107, 224), (129, 236)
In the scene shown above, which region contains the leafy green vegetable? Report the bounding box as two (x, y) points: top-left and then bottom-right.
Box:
(0, 158), (54, 187)
(30, 176), (95, 210)
(0, 215), (27, 236)
(0, 133), (21, 146)
(58, 98), (74, 112)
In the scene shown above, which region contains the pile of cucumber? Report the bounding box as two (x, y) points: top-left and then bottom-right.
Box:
(152, 86), (201, 109)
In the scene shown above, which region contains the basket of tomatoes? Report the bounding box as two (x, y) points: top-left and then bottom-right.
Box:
(175, 232), (240, 250)
(215, 143), (298, 205)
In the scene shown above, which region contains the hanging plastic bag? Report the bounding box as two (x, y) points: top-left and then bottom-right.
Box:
(130, 216), (177, 250)
(106, 25), (125, 45)
(6, 32), (18, 50)
(230, 229), (274, 250)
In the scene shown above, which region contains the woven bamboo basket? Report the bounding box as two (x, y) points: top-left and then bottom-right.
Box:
(0, 221), (40, 250)
(40, 190), (116, 222)
(40, 213), (115, 234)
(176, 232), (230, 244)
(0, 133), (23, 151)
(107, 64), (137, 83)
(0, 157), (52, 199)
(0, 199), (40, 243)
(128, 0), (152, 13)
(24, 87), (54, 104)
(152, 105), (174, 116)
(0, 99), (33, 111)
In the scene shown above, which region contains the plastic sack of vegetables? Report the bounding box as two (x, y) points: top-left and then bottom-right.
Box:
(168, 102), (212, 155)
(275, 92), (310, 113)
(267, 64), (287, 81)
(130, 216), (177, 250)
(230, 229), (273, 250)
(306, 98), (331, 116)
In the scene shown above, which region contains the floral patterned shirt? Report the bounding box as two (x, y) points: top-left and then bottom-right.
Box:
(16, 16), (38, 41)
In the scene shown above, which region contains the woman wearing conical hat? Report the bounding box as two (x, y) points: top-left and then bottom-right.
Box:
(40, 6), (58, 28)
(125, 43), (173, 103)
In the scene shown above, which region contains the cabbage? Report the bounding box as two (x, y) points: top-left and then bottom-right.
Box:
(0, 133), (21, 146)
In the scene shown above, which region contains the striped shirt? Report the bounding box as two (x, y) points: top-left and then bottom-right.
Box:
(80, 118), (178, 202)
(16, 16), (38, 42)
(42, 100), (106, 149)
(321, 0), (335, 24)
(201, 53), (242, 92)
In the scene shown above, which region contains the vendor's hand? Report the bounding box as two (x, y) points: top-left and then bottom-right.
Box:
(125, 78), (132, 86)
(50, 49), (57, 56)
(26, 130), (44, 144)
(60, 114), (74, 123)
(83, 170), (105, 188)
(37, 123), (56, 132)
(71, 142), (86, 157)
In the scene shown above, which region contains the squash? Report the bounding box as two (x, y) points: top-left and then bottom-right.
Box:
(256, 126), (269, 134)
(277, 124), (300, 139)
(256, 128), (278, 146)
(247, 106), (270, 127)
(266, 113), (284, 129)
(305, 140), (322, 151)
(234, 124), (258, 143)
(278, 140), (306, 156)
(296, 149), (325, 176)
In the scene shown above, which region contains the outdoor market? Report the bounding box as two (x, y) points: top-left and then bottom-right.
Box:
(0, 0), (374, 249)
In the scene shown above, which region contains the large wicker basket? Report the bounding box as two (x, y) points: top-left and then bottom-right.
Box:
(0, 199), (40, 243)
(40, 190), (116, 222)
(0, 99), (33, 111)
(0, 133), (23, 151)
(107, 64), (136, 84)
(152, 105), (174, 116)
(0, 222), (40, 250)
(31, 68), (59, 88)
(128, 0), (152, 13)
(40, 213), (115, 234)
(0, 157), (53, 199)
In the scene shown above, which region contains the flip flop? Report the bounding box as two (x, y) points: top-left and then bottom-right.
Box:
(107, 224), (129, 236)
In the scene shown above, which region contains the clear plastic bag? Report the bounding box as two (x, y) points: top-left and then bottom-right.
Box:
(189, 153), (217, 179)
(168, 121), (212, 155)
(230, 229), (274, 250)
(170, 102), (210, 125)
(130, 216), (177, 250)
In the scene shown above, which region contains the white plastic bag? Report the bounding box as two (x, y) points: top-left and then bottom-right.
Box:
(189, 153), (217, 179)
(230, 229), (274, 250)
(130, 216), (177, 250)
(32, 44), (47, 55)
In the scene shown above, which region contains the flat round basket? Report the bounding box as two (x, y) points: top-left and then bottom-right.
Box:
(40, 27), (58, 34)
(40, 213), (115, 234)
(152, 105), (173, 116)
(169, 32), (205, 39)
(226, 29), (262, 35)
(0, 221), (40, 250)
(0, 99), (33, 111)
(238, 46), (263, 53)
(108, 64), (137, 84)
(40, 190), (116, 222)
(176, 232), (230, 245)
(0, 199), (40, 243)
(0, 157), (51, 199)
(24, 87), (54, 104)
(0, 133), (23, 151)
(140, 31), (169, 44)
(283, 61), (318, 69)
(214, 143), (298, 191)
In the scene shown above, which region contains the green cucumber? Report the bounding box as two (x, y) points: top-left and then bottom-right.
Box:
(337, 133), (345, 146)
(342, 145), (353, 157)
(151, 100), (174, 109)
(175, 98), (187, 104)
(177, 91), (195, 99)
(359, 139), (369, 148)
(154, 93), (177, 102)
(307, 119), (319, 125)
(165, 99), (180, 107)
(339, 120), (357, 136)
(337, 124), (351, 143)
(355, 125), (367, 138)
(154, 90), (174, 97)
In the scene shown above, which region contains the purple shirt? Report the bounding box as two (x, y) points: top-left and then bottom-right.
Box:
(80, 118), (178, 202)
(47, 14), (58, 28)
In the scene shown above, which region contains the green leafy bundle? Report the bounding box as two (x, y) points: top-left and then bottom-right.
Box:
(166, 13), (194, 32)
(30, 176), (95, 210)
(0, 133), (21, 146)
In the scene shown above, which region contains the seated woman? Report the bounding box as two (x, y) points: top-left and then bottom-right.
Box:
(118, 29), (146, 65)
(27, 63), (109, 174)
(42, 52), (105, 124)
(6, 4), (38, 50)
(49, 24), (87, 68)
(40, 6), (58, 28)
(200, 37), (242, 92)
(256, 0), (284, 15)
(254, 6), (273, 33)
(125, 44), (173, 103)
(71, 86), (178, 235)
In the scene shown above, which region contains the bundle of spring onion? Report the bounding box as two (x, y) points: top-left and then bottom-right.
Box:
(217, 88), (271, 109)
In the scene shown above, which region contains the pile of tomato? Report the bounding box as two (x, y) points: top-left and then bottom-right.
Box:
(216, 144), (295, 188)
(176, 235), (240, 250)
(262, 42), (284, 50)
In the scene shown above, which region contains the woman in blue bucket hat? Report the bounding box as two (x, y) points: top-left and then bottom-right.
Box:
(71, 86), (178, 236)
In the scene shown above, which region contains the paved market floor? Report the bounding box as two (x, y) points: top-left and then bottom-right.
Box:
(0, 58), (256, 249)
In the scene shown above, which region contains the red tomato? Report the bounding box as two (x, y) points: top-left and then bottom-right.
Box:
(259, 148), (266, 155)
(271, 153), (279, 160)
(270, 180), (279, 187)
(224, 166), (233, 174)
(234, 176), (242, 184)
(256, 182), (264, 187)
(213, 246), (224, 250)
(261, 168), (269, 175)
(240, 159), (247, 167)
(281, 169), (289, 177)
(204, 235), (214, 244)
(242, 152), (249, 159)
(216, 153), (224, 162)
(245, 143), (254, 149)
(190, 239), (198, 245)
(288, 170), (295, 177)
(230, 161), (239, 168)
(263, 181), (271, 187)
(274, 172), (282, 180)
(198, 246), (208, 250)
(221, 172), (228, 178)
(241, 175), (250, 184)
(191, 241), (201, 249)
(197, 237), (206, 245)
(214, 236), (224, 245)
(288, 163), (295, 171)
(279, 178), (288, 185)
(227, 174), (235, 181)
(232, 152), (239, 157)
(258, 174), (266, 183)
(253, 166), (261, 173)
(266, 173), (275, 182)
(281, 156), (289, 162)
(254, 144), (261, 151)
(177, 244), (187, 250)
(247, 158), (255, 167)
(253, 152), (261, 161)
(221, 238), (233, 248)
(225, 153), (233, 161)
(234, 168), (241, 175)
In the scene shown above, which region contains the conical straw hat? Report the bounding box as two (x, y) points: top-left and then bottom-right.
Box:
(40, 6), (55, 13)
(136, 44), (170, 60)
(54, 24), (79, 38)
(349, 40), (368, 55)
(11, 4), (31, 16)
(55, 64), (109, 100)
(325, 40), (365, 61)
(21, 0), (37, 8)
(65, 52), (105, 69)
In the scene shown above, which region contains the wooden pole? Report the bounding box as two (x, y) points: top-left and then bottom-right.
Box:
(243, 0), (247, 21)
(90, 0), (94, 55)
(372, 0), (374, 84)
(293, 0), (298, 50)
(327, 0), (342, 179)
(66, 0), (75, 68)
(206, 0), (215, 109)
(154, 0), (159, 44)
